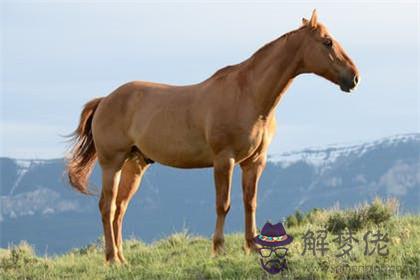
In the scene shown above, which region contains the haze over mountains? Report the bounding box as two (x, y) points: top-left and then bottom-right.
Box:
(1, 133), (419, 254)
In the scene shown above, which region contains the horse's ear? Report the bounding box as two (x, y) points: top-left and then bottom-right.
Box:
(302, 18), (309, 25)
(309, 9), (318, 28)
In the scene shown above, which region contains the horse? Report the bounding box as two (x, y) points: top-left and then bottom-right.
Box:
(66, 10), (359, 264)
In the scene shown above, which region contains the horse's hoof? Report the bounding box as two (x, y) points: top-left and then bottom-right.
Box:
(243, 240), (258, 255)
(212, 248), (226, 257)
(212, 239), (226, 257)
(106, 254), (121, 265)
(118, 254), (128, 265)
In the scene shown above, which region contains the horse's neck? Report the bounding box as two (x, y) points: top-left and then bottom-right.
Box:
(244, 32), (303, 118)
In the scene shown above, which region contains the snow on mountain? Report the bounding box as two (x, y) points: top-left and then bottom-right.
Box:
(268, 133), (419, 170)
(10, 159), (45, 195)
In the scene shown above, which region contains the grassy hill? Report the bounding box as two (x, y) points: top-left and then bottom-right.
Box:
(1, 199), (419, 279)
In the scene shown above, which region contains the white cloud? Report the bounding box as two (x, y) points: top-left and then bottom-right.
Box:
(379, 161), (420, 196)
(0, 121), (68, 159)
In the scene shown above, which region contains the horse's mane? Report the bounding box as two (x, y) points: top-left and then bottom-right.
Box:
(209, 25), (306, 80)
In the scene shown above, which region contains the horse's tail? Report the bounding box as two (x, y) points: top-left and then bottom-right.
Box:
(66, 97), (103, 195)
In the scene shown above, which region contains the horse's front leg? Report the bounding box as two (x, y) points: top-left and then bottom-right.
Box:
(240, 154), (266, 254)
(212, 152), (234, 256)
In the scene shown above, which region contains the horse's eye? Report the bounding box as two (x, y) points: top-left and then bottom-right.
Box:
(323, 38), (333, 48)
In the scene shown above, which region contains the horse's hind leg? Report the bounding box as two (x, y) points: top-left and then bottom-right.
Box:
(98, 152), (126, 263)
(113, 156), (150, 263)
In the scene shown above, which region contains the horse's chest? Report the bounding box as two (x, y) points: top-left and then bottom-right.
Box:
(235, 126), (266, 158)
(209, 120), (266, 160)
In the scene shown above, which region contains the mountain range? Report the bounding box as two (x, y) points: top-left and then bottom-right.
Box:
(1, 133), (419, 255)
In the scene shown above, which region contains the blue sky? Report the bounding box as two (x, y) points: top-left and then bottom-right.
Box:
(1, 1), (419, 159)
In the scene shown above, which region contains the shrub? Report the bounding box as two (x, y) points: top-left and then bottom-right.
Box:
(306, 208), (329, 225)
(285, 210), (307, 228)
(327, 212), (348, 234)
(366, 197), (398, 225)
(295, 210), (304, 225)
(347, 209), (366, 232)
(286, 214), (298, 228)
(0, 241), (39, 271)
(327, 207), (369, 233)
(326, 198), (398, 233)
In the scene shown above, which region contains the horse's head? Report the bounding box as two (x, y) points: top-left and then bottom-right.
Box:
(299, 10), (360, 93)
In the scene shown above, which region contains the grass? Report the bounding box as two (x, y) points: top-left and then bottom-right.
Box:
(1, 198), (419, 279)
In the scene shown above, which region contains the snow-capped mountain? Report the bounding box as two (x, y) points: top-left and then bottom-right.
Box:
(1, 134), (419, 254)
(270, 133), (419, 170)
(268, 133), (419, 209)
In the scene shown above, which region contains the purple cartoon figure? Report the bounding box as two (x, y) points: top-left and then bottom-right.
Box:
(254, 221), (293, 274)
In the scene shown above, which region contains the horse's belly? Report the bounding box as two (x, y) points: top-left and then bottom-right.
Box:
(135, 130), (214, 168)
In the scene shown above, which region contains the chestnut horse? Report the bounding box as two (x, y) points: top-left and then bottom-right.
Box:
(67, 10), (359, 264)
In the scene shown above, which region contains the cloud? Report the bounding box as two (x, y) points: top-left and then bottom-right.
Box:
(379, 161), (420, 196)
(0, 121), (67, 159)
(0, 188), (82, 219)
(324, 177), (342, 188)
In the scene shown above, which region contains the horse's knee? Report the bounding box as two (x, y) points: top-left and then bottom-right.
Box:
(243, 199), (257, 212)
(216, 203), (231, 216)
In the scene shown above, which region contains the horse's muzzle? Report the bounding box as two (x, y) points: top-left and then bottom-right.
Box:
(340, 74), (359, 93)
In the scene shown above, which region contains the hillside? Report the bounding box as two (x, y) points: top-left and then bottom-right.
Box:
(1, 133), (419, 255)
(1, 201), (419, 279)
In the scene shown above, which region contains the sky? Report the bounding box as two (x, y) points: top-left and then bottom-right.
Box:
(1, 1), (419, 159)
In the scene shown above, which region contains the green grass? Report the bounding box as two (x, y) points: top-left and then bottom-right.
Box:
(1, 199), (419, 279)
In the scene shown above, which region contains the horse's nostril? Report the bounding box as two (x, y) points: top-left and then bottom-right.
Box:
(354, 75), (359, 85)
